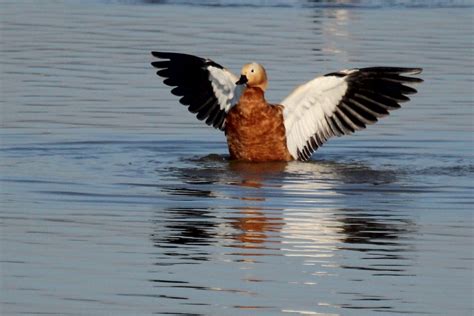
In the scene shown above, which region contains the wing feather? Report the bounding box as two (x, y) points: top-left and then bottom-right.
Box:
(151, 52), (242, 130)
(282, 67), (423, 161)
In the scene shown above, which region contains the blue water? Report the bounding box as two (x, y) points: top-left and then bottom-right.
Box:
(1, 0), (473, 315)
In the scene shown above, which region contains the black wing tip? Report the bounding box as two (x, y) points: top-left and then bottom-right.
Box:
(355, 67), (423, 86)
(151, 51), (206, 62)
(151, 61), (167, 69)
(325, 67), (423, 79)
(151, 51), (180, 59)
(151, 51), (224, 70)
(403, 67), (423, 75)
(151, 52), (173, 69)
(359, 66), (422, 74)
(409, 67), (423, 75)
(360, 67), (423, 83)
(151, 51), (168, 58)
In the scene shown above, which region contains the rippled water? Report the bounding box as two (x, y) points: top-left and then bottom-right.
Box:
(1, 0), (473, 315)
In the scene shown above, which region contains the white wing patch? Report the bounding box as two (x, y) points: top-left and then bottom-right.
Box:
(208, 66), (242, 112)
(282, 75), (348, 159)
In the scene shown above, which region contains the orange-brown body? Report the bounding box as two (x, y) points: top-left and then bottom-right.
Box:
(225, 87), (294, 162)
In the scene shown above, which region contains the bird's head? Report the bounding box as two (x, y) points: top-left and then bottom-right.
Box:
(236, 62), (268, 91)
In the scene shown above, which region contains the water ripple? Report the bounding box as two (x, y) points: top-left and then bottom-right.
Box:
(1, 1), (473, 315)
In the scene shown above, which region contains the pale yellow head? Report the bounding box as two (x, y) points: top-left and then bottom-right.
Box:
(236, 62), (268, 91)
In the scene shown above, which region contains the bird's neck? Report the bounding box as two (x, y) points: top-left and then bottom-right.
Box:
(237, 87), (268, 115)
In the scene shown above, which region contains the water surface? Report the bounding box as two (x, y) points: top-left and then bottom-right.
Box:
(1, 1), (473, 315)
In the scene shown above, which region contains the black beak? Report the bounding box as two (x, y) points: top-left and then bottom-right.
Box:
(236, 75), (248, 85)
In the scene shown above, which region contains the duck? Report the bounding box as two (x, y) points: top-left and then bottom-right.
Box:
(151, 52), (422, 162)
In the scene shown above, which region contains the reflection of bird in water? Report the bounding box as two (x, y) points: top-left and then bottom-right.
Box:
(227, 161), (288, 189)
(278, 162), (416, 268)
(155, 158), (415, 269)
(152, 52), (422, 161)
(229, 206), (284, 246)
(226, 162), (287, 247)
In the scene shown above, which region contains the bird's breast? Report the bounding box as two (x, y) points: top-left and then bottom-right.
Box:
(225, 94), (293, 162)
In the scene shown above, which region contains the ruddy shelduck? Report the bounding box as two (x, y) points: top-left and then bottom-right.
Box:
(151, 52), (422, 162)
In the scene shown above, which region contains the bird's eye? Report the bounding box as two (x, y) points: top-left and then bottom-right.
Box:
(251, 69), (254, 73)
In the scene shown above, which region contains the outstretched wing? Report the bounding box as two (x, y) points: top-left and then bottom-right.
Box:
(151, 52), (243, 130)
(281, 67), (423, 161)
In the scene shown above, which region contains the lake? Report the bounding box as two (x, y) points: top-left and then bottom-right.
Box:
(1, 0), (473, 315)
